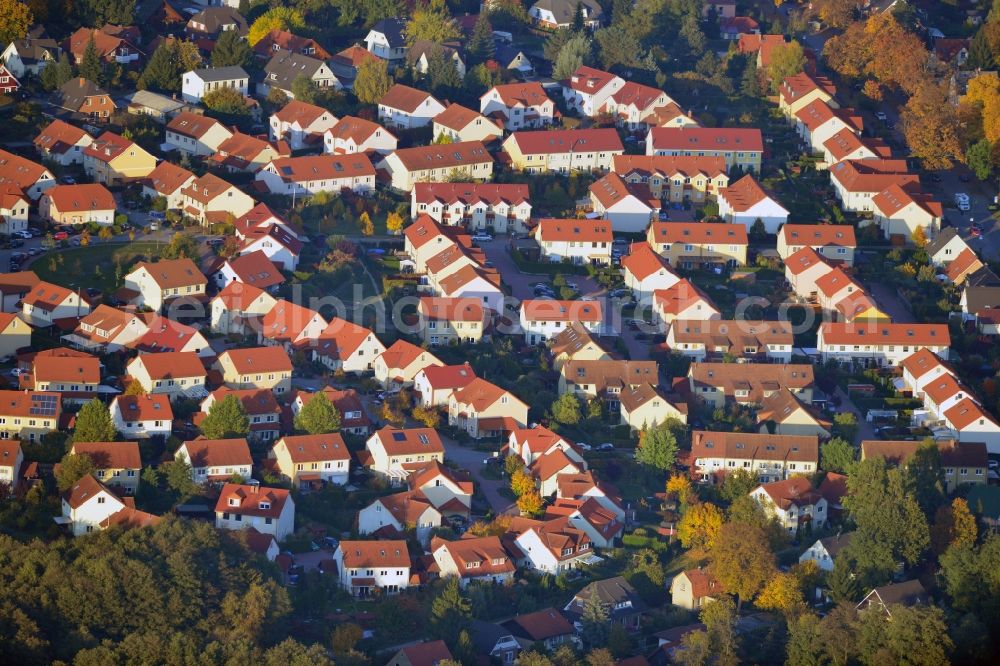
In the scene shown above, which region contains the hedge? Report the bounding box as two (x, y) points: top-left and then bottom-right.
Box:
(509, 248), (590, 276)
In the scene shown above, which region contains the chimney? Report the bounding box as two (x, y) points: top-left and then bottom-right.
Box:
(250, 484), (258, 493)
(79, 77), (85, 85)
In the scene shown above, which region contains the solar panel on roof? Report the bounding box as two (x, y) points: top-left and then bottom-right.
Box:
(391, 431), (406, 441)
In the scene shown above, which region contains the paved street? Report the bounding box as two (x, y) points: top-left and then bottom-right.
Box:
(833, 386), (877, 445)
(868, 282), (914, 323)
(439, 433), (518, 516)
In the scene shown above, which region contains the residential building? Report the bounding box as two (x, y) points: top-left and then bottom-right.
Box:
(21, 281), (90, 326)
(122, 258), (208, 312)
(857, 580), (928, 616)
(387, 642), (454, 666)
(209, 281), (277, 336)
(716, 174), (789, 234)
(363, 18), (408, 65)
(535, 217), (613, 265)
(259, 51), (340, 99)
(531, 449), (586, 497)
(165, 112), (234, 156)
(432, 103), (503, 143)
(502, 128), (624, 173)
(69, 441), (141, 495)
(777, 72), (837, 119)
(562, 66), (623, 116)
(666, 319), (792, 362)
(549, 323), (611, 370)
(323, 115), (398, 155)
(829, 159), (918, 212)
(125, 351), (207, 399)
(257, 299), (326, 349)
(588, 173), (660, 233)
(821, 127), (885, 166)
(407, 459), (474, 519)
(199, 388), (281, 443)
(141, 161), (195, 210)
(238, 222), (303, 271)
(34, 119), (93, 165)
(311, 317), (386, 373)
(66, 25), (142, 65)
(176, 437), (252, 484)
(186, 7), (248, 37)
(411, 183), (531, 234)
(380, 141), (494, 192)
(290, 386), (372, 436)
(253, 29), (332, 60)
(0, 185), (29, 234)
(645, 221), (749, 268)
(520, 299), (603, 345)
(861, 439), (987, 493)
(756, 388), (831, 439)
(750, 476), (827, 534)
(447, 377), (529, 439)
(1, 36), (59, 78)
(688, 362), (814, 408)
(507, 516), (593, 573)
(181, 171), (258, 223)
(556, 471), (625, 520)
(508, 426), (582, 467)
(39, 183), (115, 226)
(928, 227), (971, 266)
(0, 390), (61, 442)
(378, 84), (445, 129)
(212, 250), (284, 293)
(604, 82), (675, 130)
(407, 40), (465, 78)
(647, 127), (763, 171)
(413, 363), (478, 408)
(271, 433), (350, 489)
(431, 535), (516, 586)
(612, 154), (729, 202)
(619, 383), (688, 430)
(0, 312), (30, 359)
(210, 131), (290, 174)
(333, 540), (411, 596)
(690, 430), (819, 483)
(60, 475), (127, 536)
(215, 483), (294, 540)
(480, 82), (555, 130)
(110, 393), (173, 439)
(558, 359), (658, 404)
(651, 279), (721, 325)
(817, 322), (951, 367)
(373, 340), (442, 389)
(124, 89), (197, 123)
(82, 131), (157, 185)
(55, 77), (116, 119)
(621, 241), (681, 301)
(793, 99), (862, 158)
(564, 576), (646, 630)
(215, 346), (293, 393)
(181, 66), (248, 103)
(255, 154), (376, 196)
(0, 148), (55, 200)
(269, 99), (338, 150)
(358, 489), (443, 543)
(870, 183), (943, 242)
(777, 223), (857, 267)
(502, 608), (577, 651)
(670, 569), (723, 610)
(29, 353), (101, 400)
(530, 0), (603, 29)
(365, 427), (445, 482)
(0, 440), (22, 490)
(799, 533), (854, 572)
(417, 297), (488, 346)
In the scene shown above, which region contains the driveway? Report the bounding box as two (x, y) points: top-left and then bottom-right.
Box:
(439, 432), (518, 516)
(867, 282), (914, 323)
(833, 386), (877, 446)
(479, 237), (602, 301)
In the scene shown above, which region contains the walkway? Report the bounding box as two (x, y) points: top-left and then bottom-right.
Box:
(833, 386), (878, 445)
(440, 433), (518, 516)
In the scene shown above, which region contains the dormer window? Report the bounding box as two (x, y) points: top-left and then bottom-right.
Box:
(259, 501), (270, 510)
(228, 498), (238, 506)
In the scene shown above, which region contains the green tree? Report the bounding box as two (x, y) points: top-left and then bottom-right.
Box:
(906, 439), (946, 517)
(740, 59), (761, 97)
(467, 13), (496, 65)
(79, 36), (103, 84)
(291, 74), (319, 103)
(832, 411), (858, 442)
(827, 555), (860, 603)
(161, 233), (200, 259)
(551, 392), (582, 425)
(406, 0), (460, 46)
(581, 589), (609, 647)
(166, 458), (198, 498)
(571, 1), (585, 32)
(294, 392), (342, 434)
(73, 399), (117, 443)
(248, 7), (305, 46)
(138, 42), (182, 92)
(766, 40), (806, 92)
(719, 467), (759, 502)
(430, 578), (471, 645)
(426, 47), (463, 94)
(553, 34), (592, 80)
(203, 87), (250, 115)
(41, 52), (74, 91)
(709, 522), (776, 611)
(55, 452), (96, 492)
(200, 394), (250, 439)
(727, 495), (787, 550)
(969, 27), (996, 70)
(786, 613), (826, 666)
(967, 138), (993, 180)
(635, 422), (678, 471)
(857, 604), (952, 665)
(700, 594), (739, 666)
(354, 57), (392, 105)
(212, 29), (254, 69)
(821, 437), (856, 474)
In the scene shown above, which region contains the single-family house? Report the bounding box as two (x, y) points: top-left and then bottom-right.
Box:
(39, 183), (116, 226)
(717, 174), (789, 234)
(0, 149), (54, 200)
(431, 535), (516, 586)
(125, 351), (207, 399)
(520, 299), (603, 345)
(271, 433), (350, 489)
(215, 346), (293, 393)
(777, 224), (856, 267)
(69, 441), (141, 496)
(259, 51), (340, 99)
(165, 112), (234, 156)
(323, 115), (398, 155)
(215, 483), (294, 540)
(82, 131), (157, 185)
(670, 568), (723, 610)
(750, 476), (827, 534)
(255, 154), (376, 196)
(378, 84), (446, 129)
(34, 119), (93, 166)
(535, 217), (613, 265)
(448, 377), (529, 439)
(110, 393), (173, 439)
(562, 66), (623, 116)
(622, 241), (681, 302)
(269, 99), (338, 150)
(54, 77), (116, 120)
(181, 66), (248, 103)
(588, 173), (660, 233)
(122, 258), (208, 312)
(665, 319), (793, 363)
(365, 426), (445, 482)
(480, 82), (556, 130)
(141, 161), (195, 210)
(333, 540), (411, 596)
(432, 103), (503, 143)
(612, 154), (729, 203)
(21, 281), (90, 326)
(413, 363), (478, 408)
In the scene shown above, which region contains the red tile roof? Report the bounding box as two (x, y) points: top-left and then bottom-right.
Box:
(143, 161), (194, 196)
(507, 128), (623, 155)
(391, 141), (493, 171)
(279, 433), (349, 462)
(71, 441), (140, 470)
(339, 539), (410, 567)
(132, 258), (207, 289)
(612, 154), (727, 180)
(784, 246), (828, 276)
(34, 119), (89, 155)
(486, 81), (553, 107)
(433, 103), (499, 132)
(33, 353), (100, 384)
(379, 83), (440, 113)
(653, 279), (718, 316)
(648, 127), (763, 153)
(215, 482), (290, 518)
(182, 437), (252, 468)
(132, 351), (206, 380)
(589, 172), (658, 210)
(220, 345), (292, 374)
(536, 217), (613, 243)
(113, 393), (172, 422)
(566, 65), (620, 94)
(418, 296), (485, 322)
(779, 224), (856, 248)
(621, 241), (676, 281)
(265, 154), (375, 182)
(221, 250), (284, 290)
(647, 221), (748, 244)
(779, 72), (836, 106)
(370, 426), (444, 456)
(819, 322), (949, 346)
(521, 299), (602, 322)
(417, 363), (477, 390)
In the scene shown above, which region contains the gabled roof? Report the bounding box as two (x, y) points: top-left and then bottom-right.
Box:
(779, 72), (836, 106)
(278, 433), (349, 462)
(648, 127), (763, 152)
(85, 131), (145, 165)
(272, 99), (334, 126)
(451, 377), (521, 412)
(392, 641), (453, 666)
(215, 483), (290, 518)
(339, 539), (410, 567)
(220, 250), (284, 290)
(259, 299), (323, 342)
(263, 50), (329, 91)
(324, 115), (394, 145)
(531, 447), (583, 481)
(189, 65), (247, 82)
(433, 103), (500, 133)
(756, 387), (829, 428)
(944, 398), (1000, 431)
(680, 568), (724, 599)
(112, 393), (173, 422)
(76, 304), (143, 347)
(871, 182), (942, 219)
(534, 0), (602, 23)
(418, 296), (485, 322)
(653, 279), (718, 316)
(691, 430), (818, 463)
(370, 426), (444, 456)
(414, 182), (530, 208)
(756, 476), (823, 509)
(779, 223), (856, 248)
(819, 322), (949, 346)
(503, 608), (574, 641)
(212, 280), (268, 311)
(368, 18), (407, 48)
(391, 141), (493, 171)
(131, 258), (206, 289)
(143, 161), (194, 196)
(166, 111), (229, 140)
(219, 345), (293, 374)
(536, 217), (612, 243)
(63, 474), (121, 509)
(828, 159), (917, 193)
(378, 339), (436, 372)
(131, 351), (206, 380)
(380, 83), (441, 113)
(0, 148), (50, 189)
(181, 172), (241, 205)
(485, 81), (553, 108)
(33, 353), (100, 384)
(42, 183), (115, 212)
(718, 174), (786, 214)
(265, 154), (375, 182)
(187, 7), (248, 34)
(589, 172), (658, 210)
(565, 65), (618, 94)
(34, 119), (90, 155)
(507, 128), (623, 155)
(521, 299), (602, 322)
(612, 154), (727, 180)
(550, 322), (609, 359)
(647, 221), (748, 244)
(784, 246), (829, 276)
(609, 81), (668, 110)
(417, 363), (477, 390)
(22, 280), (74, 310)
(688, 362), (815, 401)
(71, 441), (141, 470)
(181, 437), (252, 468)
(313, 317), (378, 360)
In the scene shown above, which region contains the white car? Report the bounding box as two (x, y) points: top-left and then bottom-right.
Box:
(471, 233), (493, 243)
(577, 442), (592, 451)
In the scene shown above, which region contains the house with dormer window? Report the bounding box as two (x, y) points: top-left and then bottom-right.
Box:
(215, 482), (294, 540)
(270, 433), (351, 488)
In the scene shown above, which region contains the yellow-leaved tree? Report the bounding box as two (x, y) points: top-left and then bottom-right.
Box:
(676, 501), (723, 550)
(247, 7), (304, 46)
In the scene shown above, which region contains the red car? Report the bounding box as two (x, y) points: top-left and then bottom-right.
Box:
(53, 231), (68, 241)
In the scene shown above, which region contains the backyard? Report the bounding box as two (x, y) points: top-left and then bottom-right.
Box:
(32, 241), (165, 293)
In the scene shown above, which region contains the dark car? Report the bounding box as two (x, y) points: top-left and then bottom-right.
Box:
(959, 173), (971, 183)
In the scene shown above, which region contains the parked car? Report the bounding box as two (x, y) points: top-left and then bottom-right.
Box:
(471, 233), (493, 244)
(597, 443), (614, 451)
(53, 231), (68, 241)
(577, 442), (592, 451)
(875, 111), (887, 121)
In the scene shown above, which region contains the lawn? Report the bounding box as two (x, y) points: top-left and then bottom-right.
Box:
(32, 242), (165, 293)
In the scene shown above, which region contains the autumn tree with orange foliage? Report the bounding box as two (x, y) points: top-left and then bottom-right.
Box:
(756, 572), (806, 617)
(824, 13), (929, 95)
(677, 501), (723, 550)
(931, 497), (978, 555)
(902, 82), (965, 169)
(467, 514), (512, 537)
(811, 0), (857, 29)
(517, 490), (544, 517)
(960, 73), (1000, 144)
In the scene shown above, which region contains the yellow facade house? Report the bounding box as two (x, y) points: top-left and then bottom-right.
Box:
(418, 297), (488, 346)
(83, 131), (157, 185)
(0, 312), (31, 359)
(645, 222), (748, 268)
(215, 346), (294, 394)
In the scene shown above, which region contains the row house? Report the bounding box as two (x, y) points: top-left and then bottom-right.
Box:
(380, 141), (494, 192)
(690, 430), (819, 483)
(323, 115), (398, 155)
(254, 29), (332, 61)
(558, 360), (658, 407)
(480, 82), (556, 130)
(209, 281), (277, 337)
(776, 223), (857, 267)
(39, 183), (116, 226)
(181, 66), (248, 104)
(29, 353), (101, 402)
(822, 127), (888, 168)
(270, 433), (351, 489)
(777, 72), (837, 119)
(828, 159), (918, 212)
(869, 182), (943, 244)
(433, 104), (503, 143)
(403, 214), (468, 273)
(365, 426), (445, 483)
(651, 279), (721, 326)
(793, 99), (862, 160)
(0, 390), (61, 442)
(548, 323), (612, 373)
(311, 317), (386, 374)
(783, 247), (886, 322)
(588, 173), (660, 233)
(519, 299), (603, 346)
(363, 18), (408, 66)
(502, 128), (624, 173)
(645, 221), (748, 268)
(215, 346), (293, 393)
(665, 319), (793, 362)
(212, 250), (285, 294)
(69, 441), (141, 496)
(1, 36), (60, 78)
(269, 99), (338, 150)
(557, 471), (626, 521)
(175, 437), (253, 485)
(756, 388), (831, 439)
(255, 154), (376, 196)
(165, 112), (233, 156)
(126, 351), (208, 399)
(688, 362), (814, 409)
(0, 148), (55, 200)
(413, 363), (478, 408)
(861, 439), (987, 494)
(621, 241), (681, 302)
(123, 258), (207, 313)
(417, 297), (488, 346)
(215, 483), (294, 540)
(612, 154), (729, 203)
(531, 0), (603, 29)
(817, 322), (950, 367)
(34, 119), (93, 166)
(448, 377), (529, 440)
(562, 66), (624, 116)
(619, 382), (688, 431)
(109, 393), (173, 439)
(373, 339), (442, 389)
(83, 131), (156, 185)
(141, 161), (195, 210)
(535, 217), (613, 265)
(646, 127), (763, 172)
(716, 174), (789, 234)
(180, 172), (256, 225)
(410, 182), (532, 234)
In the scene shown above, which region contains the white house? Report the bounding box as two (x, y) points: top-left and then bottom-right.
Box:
(750, 477), (827, 535)
(255, 154), (376, 197)
(215, 483), (294, 541)
(588, 173), (659, 233)
(411, 182), (531, 234)
(799, 533), (854, 572)
(365, 427), (445, 483)
(181, 66), (248, 103)
(519, 299), (603, 345)
(21, 281), (90, 327)
(378, 84), (446, 129)
(430, 535), (516, 586)
(509, 516), (594, 574)
(323, 115), (398, 155)
(357, 489), (442, 544)
(34, 119), (93, 166)
(480, 82), (555, 130)
(175, 437), (253, 484)
(413, 364), (478, 408)
(60, 474), (127, 537)
(817, 322), (951, 368)
(311, 317), (386, 374)
(269, 99), (338, 151)
(363, 18), (408, 65)
(562, 65), (624, 116)
(141, 161), (195, 210)
(334, 540), (411, 596)
(535, 217), (613, 265)
(621, 241), (680, 302)
(717, 174), (789, 234)
(165, 112), (233, 157)
(110, 393), (173, 439)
